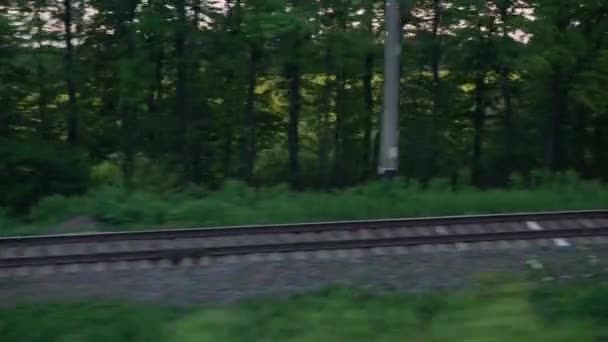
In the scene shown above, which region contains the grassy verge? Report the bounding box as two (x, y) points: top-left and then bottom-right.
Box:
(2, 282), (608, 341)
(2, 177), (608, 236)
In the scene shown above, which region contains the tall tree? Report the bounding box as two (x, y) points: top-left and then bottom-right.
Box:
(116, 0), (139, 186)
(2, 0), (608, 207)
(174, 0), (190, 178)
(282, 0), (310, 189)
(63, 0), (79, 144)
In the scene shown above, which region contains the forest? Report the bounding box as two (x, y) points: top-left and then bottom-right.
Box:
(1, 0), (607, 214)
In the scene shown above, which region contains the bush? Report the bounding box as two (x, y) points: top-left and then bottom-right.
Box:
(508, 172), (526, 189)
(529, 283), (608, 324)
(0, 140), (89, 213)
(0, 207), (11, 229)
(87, 187), (167, 226)
(427, 177), (452, 191)
(132, 157), (180, 195)
(2, 283), (608, 341)
(91, 157), (181, 195)
(28, 187), (169, 227)
(91, 160), (122, 187)
(0, 303), (173, 342)
(573, 286), (608, 321)
(10, 175), (608, 236)
(28, 195), (85, 223)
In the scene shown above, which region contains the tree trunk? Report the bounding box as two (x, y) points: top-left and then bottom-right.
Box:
(189, 0), (211, 184)
(120, 0), (138, 188)
(546, 69), (565, 172)
(428, 0), (441, 179)
(318, 45), (333, 188)
(497, 3), (515, 177)
(574, 107), (588, 176)
(147, 48), (163, 114)
(241, 45), (260, 182)
(35, 6), (50, 140)
(500, 67), (514, 167)
(223, 128), (234, 179)
(362, 53), (374, 180)
(592, 116), (607, 179)
(63, 0), (78, 145)
(37, 58), (50, 140)
(175, 0), (187, 140)
(332, 70), (346, 185)
(361, 1), (375, 179)
(285, 61), (302, 189)
(175, 0), (191, 180)
(471, 74), (485, 186)
(146, 0), (165, 118)
(143, 31), (164, 158)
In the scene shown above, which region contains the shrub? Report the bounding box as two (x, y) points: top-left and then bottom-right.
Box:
(572, 286), (608, 321)
(91, 160), (122, 187)
(0, 140), (89, 213)
(28, 195), (86, 223)
(0, 207), (11, 229)
(508, 172), (526, 189)
(529, 283), (608, 324)
(413, 294), (447, 326)
(427, 177), (452, 192)
(530, 169), (553, 188)
(28, 187), (169, 227)
(87, 187), (167, 226)
(8, 176), (608, 236)
(0, 304), (173, 342)
(132, 157), (180, 195)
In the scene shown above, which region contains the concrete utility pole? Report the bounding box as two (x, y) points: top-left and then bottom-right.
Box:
(378, 0), (401, 179)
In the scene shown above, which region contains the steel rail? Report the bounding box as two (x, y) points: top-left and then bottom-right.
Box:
(1, 209), (607, 247)
(1, 226), (607, 268)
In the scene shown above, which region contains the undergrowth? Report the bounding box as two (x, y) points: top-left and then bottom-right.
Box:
(2, 282), (608, 341)
(1, 172), (607, 235)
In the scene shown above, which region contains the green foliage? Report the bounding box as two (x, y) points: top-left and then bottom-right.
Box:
(508, 172), (525, 189)
(85, 187), (168, 226)
(91, 161), (123, 187)
(92, 158), (181, 195)
(0, 141), (89, 213)
(1, 0), (608, 207)
(0, 208), (11, 229)
(9, 177), (608, 235)
(530, 283), (608, 325)
(0, 303), (174, 342)
(412, 294), (447, 327)
(27, 187), (165, 226)
(427, 177), (452, 191)
(131, 158), (181, 195)
(28, 195), (84, 223)
(3, 283), (608, 341)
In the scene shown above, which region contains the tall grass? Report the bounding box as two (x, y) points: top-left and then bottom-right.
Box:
(0, 208), (12, 229)
(2, 174), (607, 235)
(0, 303), (175, 342)
(2, 282), (608, 341)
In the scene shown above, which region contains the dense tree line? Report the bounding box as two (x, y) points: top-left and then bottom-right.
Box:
(0, 0), (607, 210)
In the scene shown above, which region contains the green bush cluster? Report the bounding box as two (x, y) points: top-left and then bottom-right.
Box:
(530, 282), (608, 323)
(1, 172), (605, 235)
(0, 303), (174, 342)
(2, 283), (608, 341)
(0, 140), (89, 214)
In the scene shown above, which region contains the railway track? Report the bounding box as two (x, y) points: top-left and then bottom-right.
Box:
(1, 210), (608, 269)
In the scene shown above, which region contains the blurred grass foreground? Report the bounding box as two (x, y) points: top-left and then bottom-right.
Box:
(2, 172), (608, 236)
(1, 281), (608, 341)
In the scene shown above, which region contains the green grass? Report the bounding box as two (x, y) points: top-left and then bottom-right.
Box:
(2, 282), (608, 341)
(2, 175), (608, 236)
